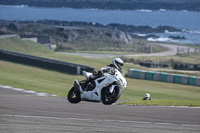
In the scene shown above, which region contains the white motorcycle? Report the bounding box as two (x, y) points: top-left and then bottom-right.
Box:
(67, 69), (127, 105)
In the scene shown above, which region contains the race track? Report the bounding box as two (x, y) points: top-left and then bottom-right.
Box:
(0, 87), (200, 133)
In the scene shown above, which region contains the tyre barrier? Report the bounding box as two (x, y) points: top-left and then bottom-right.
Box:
(166, 74), (174, 83)
(145, 71), (154, 80)
(153, 72), (160, 81)
(188, 76), (196, 86)
(139, 70), (146, 79)
(0, 50), (94, 75)
(159, 72), (168, 82)
(128, 68), (200, 87)
(139, 62), (169, 68)
(173, 63), (200, 70)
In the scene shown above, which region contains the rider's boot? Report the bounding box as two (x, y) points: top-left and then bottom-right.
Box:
(83, 77), (92, 87)
(73, 80), (84, 94)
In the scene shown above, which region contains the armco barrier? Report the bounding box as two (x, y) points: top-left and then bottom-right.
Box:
(0, 50), (94, 75)
(128, 68), (200, 87)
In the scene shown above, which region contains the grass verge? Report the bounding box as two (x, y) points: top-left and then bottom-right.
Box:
(119, 100), (200, 107)
(0, 37), (53, 54)
(1, 60), (200, 107)
(1, 37), (200, 106)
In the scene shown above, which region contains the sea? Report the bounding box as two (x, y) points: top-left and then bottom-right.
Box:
(0, 5), (200, 44)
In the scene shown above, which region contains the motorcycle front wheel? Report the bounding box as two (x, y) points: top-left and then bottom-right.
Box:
(67, 87), (81, 103)
(101, 86), (122, 105)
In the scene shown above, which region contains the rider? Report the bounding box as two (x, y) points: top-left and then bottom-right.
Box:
(74, 58), (124, 93)
(143, 93), (152, 100)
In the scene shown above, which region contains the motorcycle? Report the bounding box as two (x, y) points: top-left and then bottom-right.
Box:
(67, 69), (127, 105)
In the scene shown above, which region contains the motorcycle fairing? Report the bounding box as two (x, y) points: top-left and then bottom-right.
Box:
(81, 73), (119, 102)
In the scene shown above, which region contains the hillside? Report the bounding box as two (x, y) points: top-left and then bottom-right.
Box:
(0, 37), (53, 54)
(0, 0), (200, 11)
(0, 20), (181, 52)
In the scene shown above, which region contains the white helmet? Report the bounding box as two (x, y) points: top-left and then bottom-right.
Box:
(145, 93), (150, 98)
(112, 58), (124, 70)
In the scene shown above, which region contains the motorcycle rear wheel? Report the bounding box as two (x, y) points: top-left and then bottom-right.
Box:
(101, 86), (122, 105)
(67, 87), (81, 103)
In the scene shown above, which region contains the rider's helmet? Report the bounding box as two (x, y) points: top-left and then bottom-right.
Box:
(112, 58), (124, 70)
(145, 93), (150, 98)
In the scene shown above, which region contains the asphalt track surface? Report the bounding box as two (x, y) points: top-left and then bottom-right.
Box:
(57, 44), (196, 58)
(0, 87), (200, 133)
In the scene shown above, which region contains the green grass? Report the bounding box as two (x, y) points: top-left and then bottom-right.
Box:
(119, 100), (200, 107)
(1, 37), (200, 107)
(57, 44), (167, 54)
(120, 78), (200, 106)
(60, 50), (144, 55)
(0, 60), (81, 97)
(124, 53), (200, 65)
(1, 60), (200, 107)
(0, 37), (53, 54)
